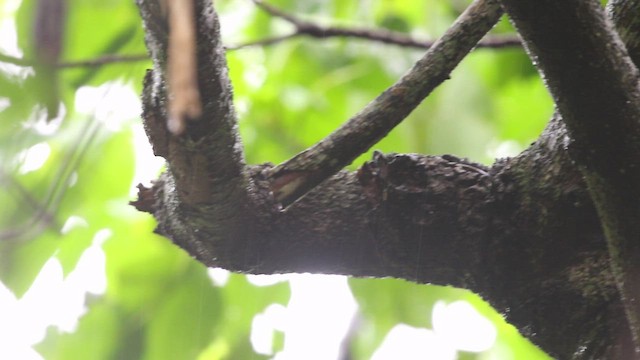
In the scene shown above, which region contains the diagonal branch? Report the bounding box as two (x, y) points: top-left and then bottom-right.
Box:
(265, 0), (504, 208)
(499, 0), (640, 353)
(608, 0), (640, 63)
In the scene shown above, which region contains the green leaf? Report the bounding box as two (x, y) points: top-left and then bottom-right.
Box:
(60, 126), (135, 211)
(53, 125), (135, 275)
(15, 0), (37, 60)
(103, 216), (192, 312)
(463, 292), (551, 359)
(0, 75), (41, 146)
(143, 262), (221, 360)
(35, 300), (121, 360)
(66, 24), (147, 89)
(0, 231), (59, 297)
(212, 274), (290, 357)
(55, 218), (95, 276)
(379, 14), (411, 33)
(493, 77), (553, 144)
(349, 278), (468, 359)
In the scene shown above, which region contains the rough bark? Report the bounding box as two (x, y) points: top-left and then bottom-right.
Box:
(497, 0), (640, 354)
(133, 0), (640, 358)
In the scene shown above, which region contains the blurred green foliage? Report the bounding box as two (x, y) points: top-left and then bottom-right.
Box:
(0, 0), (554, 358)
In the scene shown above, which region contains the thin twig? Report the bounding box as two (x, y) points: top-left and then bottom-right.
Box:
(225, 33), (299, 50)
(252, 0), (520, 50)
(0, 115), (101, 242)
(0, 52), (150, 68)
(57, 54), (149, 68)
(266, 0), (504, 207)
(0, 53), (32, 66)
(0, 0), (520, 70)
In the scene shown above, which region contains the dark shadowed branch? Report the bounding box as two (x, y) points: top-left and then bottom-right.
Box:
(499, 0), (640, 352)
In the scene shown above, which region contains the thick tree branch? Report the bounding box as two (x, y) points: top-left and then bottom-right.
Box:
(135, 0), (640, 358)
(498, 0), (640, 353)
(137, 0), (256, 262)
(266, 0), (504, 208)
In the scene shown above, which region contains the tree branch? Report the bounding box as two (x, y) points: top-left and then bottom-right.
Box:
(0, 52), (150, 68)
(56, 54), (150, 68)
(135, 0), (640, 358)
(0, 53), (32, 66)
(251, 0), (520, 50)
(0, 0), (518, 71)
(137, 0), (255, 263)
(608, 0), (640, 63)
(265, 0), (504, 208)
(499, 0), (640, 354)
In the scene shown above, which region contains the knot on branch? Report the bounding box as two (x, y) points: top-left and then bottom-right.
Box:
(358, 152), (492, 231)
